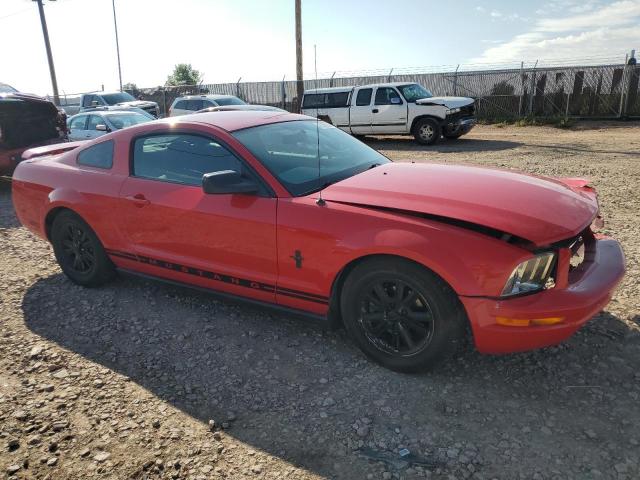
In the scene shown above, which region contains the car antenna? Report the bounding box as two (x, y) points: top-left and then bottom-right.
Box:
(314, 44), (326, 206)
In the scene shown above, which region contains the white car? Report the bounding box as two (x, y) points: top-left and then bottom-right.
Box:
(168, 94), (246, 117)
(301, 82), (475, 145)
(67, 110), (152, 141)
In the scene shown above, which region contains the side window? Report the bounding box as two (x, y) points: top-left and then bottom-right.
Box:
(82, 95), (94, 107)
(202, 100), (215, 108)
(77, 140), (114, 169)
(69, 116), (87, 130)
(326, 92), (349, 108)
(356, 88), (372, 106)
(87, 115), (103, 130)
(174, 100), (187, 110)
(375, 87), (402, 105)
(302, 94), (325, 109)
(132, 134), (244, 186)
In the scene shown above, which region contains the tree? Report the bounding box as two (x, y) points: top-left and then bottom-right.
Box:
(166, 64), (203, 86)
(123, 82), (139, 96)
(490, 80), (515, 96)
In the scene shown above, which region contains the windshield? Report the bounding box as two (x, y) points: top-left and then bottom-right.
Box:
(214, 96), (246, 106)
(106, 113), (151, 129)
(397, 84), (433, 102)
(0, 83), (18, 94)
(232, 120), (390, 196)
(101, 92), (137, 105)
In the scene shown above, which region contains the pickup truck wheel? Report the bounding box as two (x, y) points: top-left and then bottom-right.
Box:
(51, 211), (116, 287)
(340, 258), (464, 372)
(413, 118), (441, 145)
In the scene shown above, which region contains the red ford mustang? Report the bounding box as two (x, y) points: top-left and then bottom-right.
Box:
(12, 111), (625, 372)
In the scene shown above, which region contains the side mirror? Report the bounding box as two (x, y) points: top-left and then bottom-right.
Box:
(202, 170), (258, 195)
(91, 100), (100, 107)
(390, 97), (402, 105)
(95, 124), (109, 132)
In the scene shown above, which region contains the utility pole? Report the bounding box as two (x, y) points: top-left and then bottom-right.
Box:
(112, 0), (123, 91)
(295, 0), (303, 112)
(33, 0), (60, 105)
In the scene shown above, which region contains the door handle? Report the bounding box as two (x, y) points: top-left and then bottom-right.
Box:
(372, 108), (379, 113)
(125, 194), (150, 207)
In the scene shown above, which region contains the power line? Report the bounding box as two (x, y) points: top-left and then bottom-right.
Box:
(0, 7), (32, 21)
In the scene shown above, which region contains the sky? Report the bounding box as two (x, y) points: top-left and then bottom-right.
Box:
(1, 0), (638, 96)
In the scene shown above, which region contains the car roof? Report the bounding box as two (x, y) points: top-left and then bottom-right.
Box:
(359, 81), (417, 88)
(99, 110), (145, 116)
(161, 110), (311, 132)
(174, 94), (239, 101)
(304, 86), (353, 95)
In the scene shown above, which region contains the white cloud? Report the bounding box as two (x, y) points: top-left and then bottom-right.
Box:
(475, 0), (640, 64)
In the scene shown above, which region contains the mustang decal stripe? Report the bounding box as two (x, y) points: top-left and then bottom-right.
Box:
(104, 249), (329, 305)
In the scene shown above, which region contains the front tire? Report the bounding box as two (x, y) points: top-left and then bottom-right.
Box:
(51, 211), (116, 287)
(413, 118), (441, 145)
(340, 258), (464, 372)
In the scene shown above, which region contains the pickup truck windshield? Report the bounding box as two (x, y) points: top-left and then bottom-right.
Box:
(101, 92), (137, 105)
(398, 84), (433, 102)
(233, 120), (390, 196)
(214, 97), (246, 106)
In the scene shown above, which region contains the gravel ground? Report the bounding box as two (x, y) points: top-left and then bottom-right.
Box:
(1, 122), (639, 480)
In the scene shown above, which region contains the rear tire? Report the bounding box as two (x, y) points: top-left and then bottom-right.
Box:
(340, 258), (464, 372)
(51, 211), (116, 287)
(413, 118), (441, 145)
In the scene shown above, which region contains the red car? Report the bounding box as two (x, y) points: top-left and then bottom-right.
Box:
(12, 112), (625, 372)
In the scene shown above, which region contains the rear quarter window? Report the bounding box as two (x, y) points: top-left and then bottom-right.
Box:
(326, 92), (350, 107)
(77, 140), (114, 169)
(302, 94), (325, 109)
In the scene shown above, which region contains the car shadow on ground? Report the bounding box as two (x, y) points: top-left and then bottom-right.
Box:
(363, 136), (522, 153)
(0, 180), (20, 229)
(22, 273), (640, 478)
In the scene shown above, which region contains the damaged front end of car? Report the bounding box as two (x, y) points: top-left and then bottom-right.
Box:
(0, 92), (68, 176)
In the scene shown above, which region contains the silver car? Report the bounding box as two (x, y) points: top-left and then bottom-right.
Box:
(168, 94), (246, 117)
(67, 110), (152, 141)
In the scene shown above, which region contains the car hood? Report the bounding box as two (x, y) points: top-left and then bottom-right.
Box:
(416, 96), (474, 108)
(321, 163), (599, 246)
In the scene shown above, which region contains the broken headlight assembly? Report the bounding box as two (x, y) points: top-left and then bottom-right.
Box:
(501, 252), (556, 297)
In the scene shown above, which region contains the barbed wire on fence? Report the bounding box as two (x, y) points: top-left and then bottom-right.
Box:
(56, 54), (640, 121)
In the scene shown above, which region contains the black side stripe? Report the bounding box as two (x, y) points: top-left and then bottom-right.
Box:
(105, 249), (329, 305)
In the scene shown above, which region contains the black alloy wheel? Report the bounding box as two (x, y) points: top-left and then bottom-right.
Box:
(341, 258), (465, 372)
(51, 211), (116, 287)
(358, 278), (434, 357)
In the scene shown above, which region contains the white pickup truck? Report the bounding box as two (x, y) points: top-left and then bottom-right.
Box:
(301, 82), (475, 145)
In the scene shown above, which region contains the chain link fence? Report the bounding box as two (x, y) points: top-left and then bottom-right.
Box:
(125, 62), (640, 121)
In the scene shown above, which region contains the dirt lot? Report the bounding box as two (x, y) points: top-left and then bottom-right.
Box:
(1, 123), (639, 480)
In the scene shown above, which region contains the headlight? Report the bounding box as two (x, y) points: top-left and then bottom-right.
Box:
(501, 252), (556, 297)
(446, 107), (461, 115)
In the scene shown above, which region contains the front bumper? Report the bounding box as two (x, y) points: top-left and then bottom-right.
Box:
(443, 116), (476, 136)
(461, 237), (625, 354)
